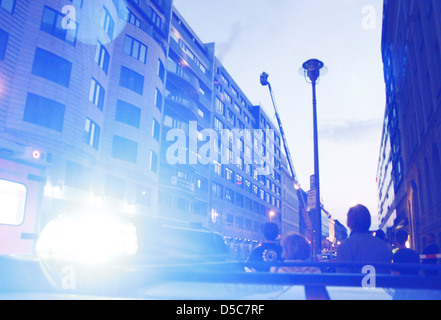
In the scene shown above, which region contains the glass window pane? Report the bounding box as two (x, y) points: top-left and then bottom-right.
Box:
(0, 179), (27, 226)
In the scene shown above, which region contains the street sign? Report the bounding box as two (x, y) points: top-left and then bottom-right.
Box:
(307, 189), (317, 211)
(310, 175), (316, 190)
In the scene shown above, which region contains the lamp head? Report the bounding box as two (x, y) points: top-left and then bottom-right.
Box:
(260, 72), (269, 86)
(300, 59), (327, 83)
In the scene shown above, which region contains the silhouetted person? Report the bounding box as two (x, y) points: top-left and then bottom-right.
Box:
(422, 233), (440, 276)
(392, 229), (420, 275)
(336, 204), (392, 273)
(247, 222), (283, 272)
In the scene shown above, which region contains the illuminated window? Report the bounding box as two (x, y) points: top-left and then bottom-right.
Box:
(0, 179), (27, 226)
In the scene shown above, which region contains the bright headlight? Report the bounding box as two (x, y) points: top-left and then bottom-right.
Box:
(36, 212), (138, 266)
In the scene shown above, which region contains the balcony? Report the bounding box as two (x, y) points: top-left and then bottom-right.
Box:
(166, 58), (200, 101)
(165, 92), (199, 121)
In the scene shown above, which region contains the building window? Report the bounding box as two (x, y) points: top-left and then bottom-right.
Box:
(152, 118), (160, 141)
(214, 117), (224, 132)
(226, 214), (234, 226)
(158, 59), (165, 83)
(32, 48), (72, 87)
(120, 66), (144, 95)
(40, 6), (77, 45)
(126, 9), (141, 28)
(155, 88), (163, 110)
(149, 150), (158, 173)
(225, 167), (234, 182)
(101, 6), (115, 39)
(85, 118), (100, 150)
(89, 78), (105, 110)
(123, 35), (147, 63)
(0, 28), (8, 60)
(23, 93), (65, 132)
(150, 7), (163, 30)
(112, 135), (138, 163)
(214, 162), (222, 176)
(95, 42), (110, 74)
(235, 193), (244, 207)
(215, 97), (225, 115)
(115, 100), (141, 128)
(0, 0), (15, 13)
(225, 188), (234, 203)
(212, 182), (223, 199)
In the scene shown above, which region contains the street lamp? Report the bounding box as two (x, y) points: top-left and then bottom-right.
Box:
(269, 210), (276, 222)
(300, 59), (327, 259)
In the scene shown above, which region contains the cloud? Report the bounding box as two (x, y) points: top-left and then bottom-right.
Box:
(318, 118), (383, 143)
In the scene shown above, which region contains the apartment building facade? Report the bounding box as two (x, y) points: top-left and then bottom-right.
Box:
(378, 0), (441, 252)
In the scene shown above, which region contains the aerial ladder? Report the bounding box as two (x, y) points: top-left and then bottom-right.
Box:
(260, 72), (312, 240)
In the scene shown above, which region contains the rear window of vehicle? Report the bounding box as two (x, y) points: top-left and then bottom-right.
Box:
(0, 179), (27, 226)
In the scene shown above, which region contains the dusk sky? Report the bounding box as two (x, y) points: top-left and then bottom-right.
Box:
(173, 0), (386, 229)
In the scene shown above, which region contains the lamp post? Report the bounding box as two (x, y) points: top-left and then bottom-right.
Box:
(301, 59), (327, 259)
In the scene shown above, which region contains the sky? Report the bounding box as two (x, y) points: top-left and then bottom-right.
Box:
(173, 0), (386, 230)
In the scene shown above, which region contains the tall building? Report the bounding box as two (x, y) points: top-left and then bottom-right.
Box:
(0, 0), (302, 259)
(157, 8), (214, 226)
(280, 162), (300, 236)
(378, 0), (441, 252)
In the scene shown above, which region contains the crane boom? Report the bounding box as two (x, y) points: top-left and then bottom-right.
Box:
(260, 72), (312, 236)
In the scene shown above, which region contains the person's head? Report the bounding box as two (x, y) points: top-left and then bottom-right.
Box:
(347, 204), (371, 233)
(395, 229), (409, 248)
(281, 233), (311, 261)
(263, 222), (279, 241)
(426, 233), (436, 245)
